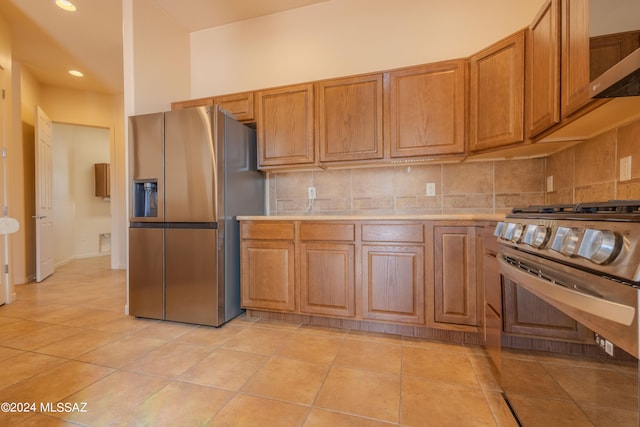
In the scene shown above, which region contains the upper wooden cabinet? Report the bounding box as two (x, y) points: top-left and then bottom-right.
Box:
(171, 92), (254, 122)
(214, 92), (255, 122)
(527, 0), (561, 137)
(316, 74), (384, 163)
(387, 60), (467, 158)
(526, 0), (590, 137)
(561, 0), (590, 118)
(171, 97), (214, 110)
(469, 30), (526, 153)
(256, 84), (315, 168)
(589, 30), (640, 81)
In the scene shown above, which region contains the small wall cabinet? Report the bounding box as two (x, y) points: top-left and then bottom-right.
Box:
(94, 163), (110, 198)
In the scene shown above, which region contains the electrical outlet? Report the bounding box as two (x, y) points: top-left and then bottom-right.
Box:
(308, 186), (316, 200)
(546, 176), (554, 192)
(605, 340), (614, 357)
(620, 156), (632, 181)
(595, 334), (615, 357)
(426, 183), (436, 197)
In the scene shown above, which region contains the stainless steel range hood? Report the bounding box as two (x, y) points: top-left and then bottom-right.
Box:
(590, 48), (640, 98)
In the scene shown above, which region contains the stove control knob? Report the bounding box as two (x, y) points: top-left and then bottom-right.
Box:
(523, 225), (550, 248)
(503, 223), (515, 241)
(577, 229), (621, 265)
(510, 224), (525, 243)
(550, 227), (581, 256)
(494, 222), (506, 238)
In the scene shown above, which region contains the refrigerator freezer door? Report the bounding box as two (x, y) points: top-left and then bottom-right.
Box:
(219, 110), (264, 322)
(129, 113), (164, 222)
(165, 228), (221, 326)
(164, 108), (217, 223)
(129, 227), (164, 320)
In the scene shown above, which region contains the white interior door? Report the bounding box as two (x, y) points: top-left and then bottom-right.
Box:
(35, 106), (54, 282)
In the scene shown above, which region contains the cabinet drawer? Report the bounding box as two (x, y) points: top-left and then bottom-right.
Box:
(241, 222), (295, 240)
(362, 224), (424, 243)
(300, 223), (355, 241)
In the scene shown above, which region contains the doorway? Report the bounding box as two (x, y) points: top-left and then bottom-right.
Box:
(52, 123), (111, 267)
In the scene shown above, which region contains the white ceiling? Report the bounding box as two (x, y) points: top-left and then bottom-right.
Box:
(0, 0), (329, 94)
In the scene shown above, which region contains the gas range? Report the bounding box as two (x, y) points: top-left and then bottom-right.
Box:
(495, 200), (640, 286)
(496, 201), (640, 425)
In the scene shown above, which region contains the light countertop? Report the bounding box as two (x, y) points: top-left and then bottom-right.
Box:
(237, 214), (505, 221)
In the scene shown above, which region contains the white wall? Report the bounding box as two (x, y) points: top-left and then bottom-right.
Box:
(190, 0), (546, 97)
(124, 0), (191, 115)
(52, 124), (110, 265)
(0, 13), (15, 301)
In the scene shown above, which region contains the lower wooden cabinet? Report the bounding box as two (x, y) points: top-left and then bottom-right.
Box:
(241, 240), (295, 312)
(300, 242), (355, 317)
(361, 244), (425, 324)
(503, 277), (592, 342)
(434, 226), (478, 326)
(480, 226), (501, 368)
(240, 222), (296, 312)
(240, 220), (487, 331)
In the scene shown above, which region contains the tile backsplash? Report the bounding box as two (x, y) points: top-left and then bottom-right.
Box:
(268, 117), (640, 216)
(268, 158), (545, 215)
(545, 117), (640, 204)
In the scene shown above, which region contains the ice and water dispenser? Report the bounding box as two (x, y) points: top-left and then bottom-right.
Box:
(133, 179), (158, 218)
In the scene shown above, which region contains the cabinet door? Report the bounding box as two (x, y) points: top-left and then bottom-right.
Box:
(527, 0), (561, 137)
(434, 227), (478, 326)
(388, 60), (466, 157)
(215, 92), (255, 122)
(482, 242), (502, 368)
(317, 74), (383, 162)
(256, 84), (314, 167)
(469, 31), (525, 152)
(561, 0), (590, 117)
(171, 97), (214, 110)
(503, 278), (592, 341)
(241, 240), (295, 312)
(362, 245), (425, 324)
(589, 31), (640, 82)
(300, 243), (355, 317)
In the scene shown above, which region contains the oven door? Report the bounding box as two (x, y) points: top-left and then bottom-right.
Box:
(498, 246), (639, 426)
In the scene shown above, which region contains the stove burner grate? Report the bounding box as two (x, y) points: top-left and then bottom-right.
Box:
(511, 200), (640, 216)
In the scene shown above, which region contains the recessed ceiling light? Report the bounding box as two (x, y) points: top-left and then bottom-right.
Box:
(56, 0), (77, 12)
(68, 70), (84, 77)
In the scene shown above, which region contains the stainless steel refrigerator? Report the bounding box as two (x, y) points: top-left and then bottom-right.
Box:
(128, 106), (264, 326)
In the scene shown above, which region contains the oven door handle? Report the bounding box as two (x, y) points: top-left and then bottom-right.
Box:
(498, 256), (636, 326)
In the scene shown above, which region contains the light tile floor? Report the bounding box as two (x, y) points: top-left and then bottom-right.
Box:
(0, 256), (516, 426)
